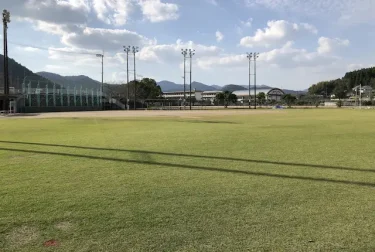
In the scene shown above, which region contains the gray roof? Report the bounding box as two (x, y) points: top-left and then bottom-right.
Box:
(202, 90), (223, 94)
(232, 88), (284, 96)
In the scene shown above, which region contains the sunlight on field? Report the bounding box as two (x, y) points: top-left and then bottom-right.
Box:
(1, 109), (375, 251)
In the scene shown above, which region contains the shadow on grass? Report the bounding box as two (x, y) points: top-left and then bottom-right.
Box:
(0, 146), (375, 188)
(0, 140), (374, 174)
(0, 113), (40, 117)
(183, 120), (240, 124)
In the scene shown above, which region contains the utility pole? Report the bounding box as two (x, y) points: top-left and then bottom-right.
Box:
(360, 83), (362, 109)
(181, 49), (188, 110)
(132, 46), (139, 110)
(246, 53), (253, 109)
(3, 10), (10, 112)
(96, 53), (104, 110)
(123, 46), (131, 110)
(254, 52), (259, 109)
(188, 49), (195, 111)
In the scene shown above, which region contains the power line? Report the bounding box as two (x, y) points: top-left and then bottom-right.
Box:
(7, 41), (100, 56)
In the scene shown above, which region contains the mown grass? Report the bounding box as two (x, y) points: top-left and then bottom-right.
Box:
(1, 109), (375, 251)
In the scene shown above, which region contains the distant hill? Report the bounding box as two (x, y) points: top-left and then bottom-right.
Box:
(191, 81), (217, 91)
(157, 80), (183, 92)
(308, 67), (375, 96)
(211, 85), (222, 90)
(221, 84), (247, 92)
(37, 72), (101, 90)
(158, 80), (305, 94)
(0, 54), (49, 89)
(243, 85), (273, 90)
(157, 80), (218, 92)
(282, 89), (307, 95)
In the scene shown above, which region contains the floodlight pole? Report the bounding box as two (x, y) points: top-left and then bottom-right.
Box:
(254, 52), (259, 110)
(96, 53), (104, 110)
(181, 49), (188, 110)
(360, 83), (362, 109)
(3, 10), (10, 112)
(123, 46), (131, 110)
(188, 49), (195, 111)
(246, 53), (253, 109)
(132, 46), (139, 110)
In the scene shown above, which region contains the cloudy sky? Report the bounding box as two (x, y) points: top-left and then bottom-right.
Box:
(2, 0), (375, 89)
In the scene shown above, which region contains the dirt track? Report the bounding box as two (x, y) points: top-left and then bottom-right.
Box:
(1, 109), (281, 119)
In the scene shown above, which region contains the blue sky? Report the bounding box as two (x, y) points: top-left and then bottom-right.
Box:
(2, 0), (375, 90)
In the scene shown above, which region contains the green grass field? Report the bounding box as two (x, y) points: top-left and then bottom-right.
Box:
(1, 109), (375, 251)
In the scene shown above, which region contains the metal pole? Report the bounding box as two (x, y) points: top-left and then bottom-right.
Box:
(184, 53), (186, 109)
(246, 53), (252, 109)
(360, 83), (362, 109)
(249, 56), (251, 109)
(3, 10), (10, 112)
(132, 46), (139, 110)
(133, 49), (136, 110)
(127, 49), (129, 110)
(254, 52), (259, 110)
(124, 46), (130, 110)
(101, 54), (104, 110)
(189, 52), (192, 110)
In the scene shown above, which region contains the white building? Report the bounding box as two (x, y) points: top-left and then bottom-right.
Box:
(352, 85), (373, 99)
(202, 91), (223, 103)
(232, 88), (285, 102)
(162, 90), (203, 101)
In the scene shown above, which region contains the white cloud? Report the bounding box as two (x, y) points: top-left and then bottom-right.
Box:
(197, 54), (247, 69)
(244, 0), (375, 24)
(92, 0), (134, 26)
(317, 37), (350, 54)
(138, 0), (179, 22)
(347, 63), (374, 72)
(4, 0), (90, 24)
(133, 39), (222, 63)
(61, 27), (153, 51)
(5, 0), (179, 26)
(216, 31), (224, 42)
(241, 18), (253, 27)
(260, 41), (336, 68)
(240, 20), (317, 48)
(347, 64), (364, 72)
(206, 0), (218, 5)
(17, 46), (41, 52)
(196, 37), (345, 70)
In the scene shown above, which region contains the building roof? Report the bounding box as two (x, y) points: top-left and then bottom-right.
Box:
(232, 88), (284, 96)
(202, 90), (223, 94)
(162, 90), (202, 94)
(352, 85), (372, 90)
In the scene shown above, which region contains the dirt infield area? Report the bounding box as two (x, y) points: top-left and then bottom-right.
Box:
(1, 109), (281, 119)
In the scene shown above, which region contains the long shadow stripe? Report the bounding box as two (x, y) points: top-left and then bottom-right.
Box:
(0, 140), (374, 174)
(1, 147), (374, 188)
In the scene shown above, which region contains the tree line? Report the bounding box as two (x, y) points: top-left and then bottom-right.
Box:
(308, 67), (375, 98)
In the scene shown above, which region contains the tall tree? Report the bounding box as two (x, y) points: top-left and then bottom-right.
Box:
(282, 94), (297, 107)
(257, 92), (266, 106)
(333, 81), (347, 100)
(216, 91), (237, 108)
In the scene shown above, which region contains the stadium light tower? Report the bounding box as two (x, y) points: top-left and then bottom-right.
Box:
(132, 46), (139, 110)
(181, 49), (188, 109)
(254, 52), (259, 109)
(3, 10), (10, 112)
(246, 53), (253, 109)
(96, 53), (104, 110)
(123, 46), (131, 110)
(188, 49), (195, 110)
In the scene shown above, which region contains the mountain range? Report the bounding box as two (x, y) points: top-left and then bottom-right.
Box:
(0, 54), (306, 94)
(37, 71), (101, 90)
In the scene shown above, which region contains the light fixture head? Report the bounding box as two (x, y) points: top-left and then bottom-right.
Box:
(3, 10), (10, 23)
